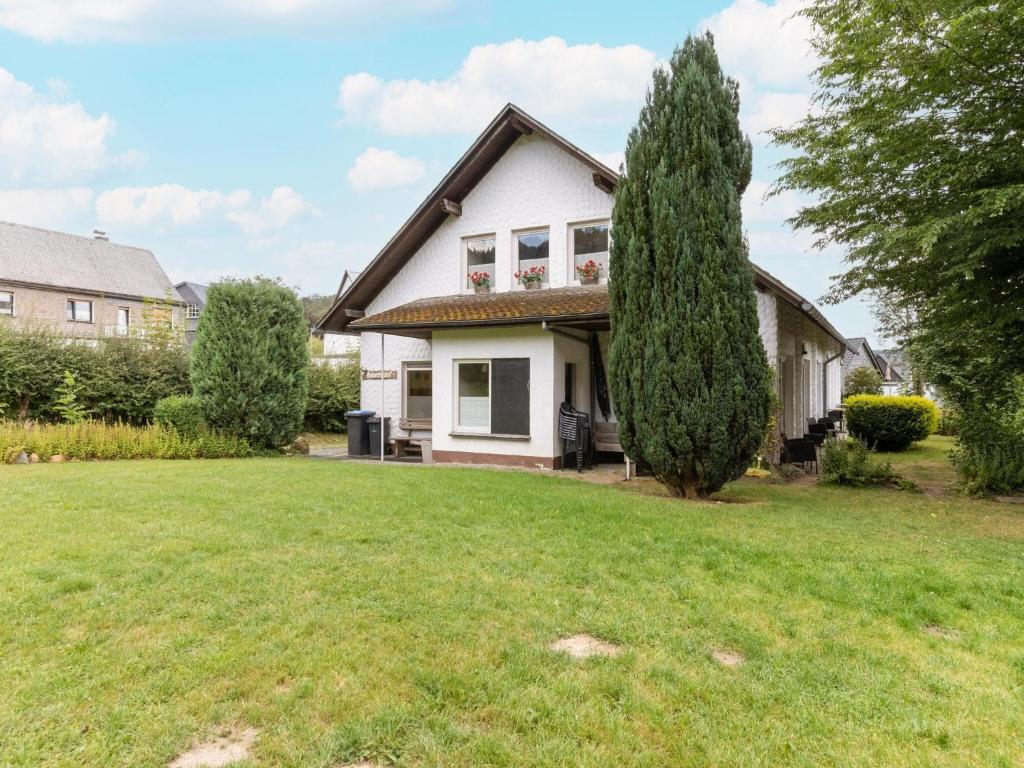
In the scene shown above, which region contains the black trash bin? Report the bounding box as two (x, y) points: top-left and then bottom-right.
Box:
(346, 410), (375, 456)
(368, 416), (391, 457)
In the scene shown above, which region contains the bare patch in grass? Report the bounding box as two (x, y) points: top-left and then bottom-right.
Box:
(550, 634), (623, 658)
(712, 648), (745, 667)
(923, 624), (962, 641)
(335, 763), (382, 768)
(169, 727), (259, 768)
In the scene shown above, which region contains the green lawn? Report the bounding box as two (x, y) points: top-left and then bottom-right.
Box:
(2, 437), (1023, 767)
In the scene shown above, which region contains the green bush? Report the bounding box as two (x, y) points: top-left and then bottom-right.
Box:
(304, 359), (360, 432)
(844, 394), (938, 451)
(0, 326), (190, 424)
(153, 395), (206, 438)
(844, 366), (884, 397)
(936, 406), (961, 437)
(0, 420), (253, 462)
(952, 402), (1024, 495)
(819, 437), (905, 487)
(191, 279), (309, 448)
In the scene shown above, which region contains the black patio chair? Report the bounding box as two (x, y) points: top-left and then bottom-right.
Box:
(558, 402), (593, 472)
(804, 428), (827, 447)
(828, 409), (844, 431)
(782, 435), (819, 473)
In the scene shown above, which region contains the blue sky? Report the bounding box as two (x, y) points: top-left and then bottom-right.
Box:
(0, 0), (877, 341)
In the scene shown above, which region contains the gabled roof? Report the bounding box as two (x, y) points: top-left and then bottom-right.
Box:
(319, 103), (846, 351)
(844, 336), (885, 376)
(175, 281), (208, 307)
(334, 269), (362, 303)
(0, 220), (181, 303)
(319, 104), (617, 331)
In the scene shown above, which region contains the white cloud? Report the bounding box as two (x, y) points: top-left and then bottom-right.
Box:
(0, 0), (457, 42)
(742, 90), (813, 136)
(226, 186), (320, 234)
(95, 184), (316, 234)
(346, 147), (426, 190)
(0, 187), (95, 228)
(701, 0), (817, 90)
(338, 37), (659, 135)
(593, 151), (625, 174)
(0, 68), (138, 184)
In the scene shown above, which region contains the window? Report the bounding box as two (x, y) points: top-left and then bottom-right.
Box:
(116, 307), (130, 335)
(571, 222), (609, 282)
(185, 304), (200, 319)
(515, 229), (549, 286)
(403, 362), (432, 423)
(455, 358), (530, 436)
(0, 291), (12, 317)
(457, 362), (490, 430)
(66, 299), (93, 323)
(464, 236), (496, 291)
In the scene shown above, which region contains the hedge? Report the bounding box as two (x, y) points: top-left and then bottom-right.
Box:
(304, 359), (360, 432)
(153, 395), (206, 439)
(844, 394), (938, 451)
(0, 420), (253, 462)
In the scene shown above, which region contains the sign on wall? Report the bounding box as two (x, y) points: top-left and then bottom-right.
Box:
(361, 369), (398, 380)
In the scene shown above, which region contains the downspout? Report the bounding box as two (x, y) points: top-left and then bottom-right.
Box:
(380, 333), (385, 463)
(823, 349), (843, 412)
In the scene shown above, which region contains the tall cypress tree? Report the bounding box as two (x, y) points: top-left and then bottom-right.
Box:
(609, 33), (772, 499)
(191, 278), (309, 448)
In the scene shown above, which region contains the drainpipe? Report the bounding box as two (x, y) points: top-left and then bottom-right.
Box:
(380, 333), (385, 463)
(823, 349), (843, 412)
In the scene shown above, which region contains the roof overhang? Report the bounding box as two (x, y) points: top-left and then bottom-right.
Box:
(0, 278), (186, 306)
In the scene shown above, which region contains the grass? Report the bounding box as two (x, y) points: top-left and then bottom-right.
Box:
(1, 437), (1023, 767)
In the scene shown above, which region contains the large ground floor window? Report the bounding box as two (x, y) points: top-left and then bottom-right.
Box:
(455, 358), (530, 436)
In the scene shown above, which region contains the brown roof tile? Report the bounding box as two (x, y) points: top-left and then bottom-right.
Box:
(349, 284), (609, 332)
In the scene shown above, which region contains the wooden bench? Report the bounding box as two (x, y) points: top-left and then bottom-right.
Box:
(390, 437), (422, 458)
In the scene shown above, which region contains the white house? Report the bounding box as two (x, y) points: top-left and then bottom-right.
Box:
(322, 269), (362, 357)
(320, 104), (847, 467)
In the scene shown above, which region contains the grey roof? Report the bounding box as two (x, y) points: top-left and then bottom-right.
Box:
(844, 336), (884, 376)
(175, 281), (209, 307)
(0, 220), (181, 302)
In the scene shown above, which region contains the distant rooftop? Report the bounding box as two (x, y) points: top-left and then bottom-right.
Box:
(0, 220), (181, 302)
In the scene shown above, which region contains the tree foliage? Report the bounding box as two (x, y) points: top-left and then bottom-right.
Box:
(304, 358), (360, 433)
(0, 325), (190, 423)
(191, 278), (309, 448)
(844, 366), (884, 397)
(772, 0), (1024, 491)
(609, 33), (773, 498)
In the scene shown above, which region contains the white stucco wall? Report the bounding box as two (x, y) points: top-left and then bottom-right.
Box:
(432, 326), (556, 461)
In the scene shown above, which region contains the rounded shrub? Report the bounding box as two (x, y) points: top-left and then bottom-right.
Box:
(190, 278), (309, 448)
(844, 394), (938, 451)
(153, 395), (206, 439)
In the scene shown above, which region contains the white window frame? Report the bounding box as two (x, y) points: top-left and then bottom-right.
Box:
(116, 306), (130, 333)
(453, 359), (491, 433)
(66, 299), (94, 323)
(185, 304), (200, 319)
(462, 233), (497, 295)
(513, 226), (550, 290)
(0, 290), (13, 317)
(402, 360), (433, 426)
(568, 219), (611, 286)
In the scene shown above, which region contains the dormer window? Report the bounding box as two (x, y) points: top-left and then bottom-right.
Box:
(464, 236), (495, 292)
(515, 229), (549, 288)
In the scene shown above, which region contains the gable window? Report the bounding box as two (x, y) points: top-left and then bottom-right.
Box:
(66, 299), (93, 323)
(515, 229), (549, 287)
(185, 304), (200, 319)
(0, 291), (13, 317)
(455, 358), (530, 436)
(571, 222), (609, 283)
(464, 236), (496, 292)
(116, 307), (130, 335)
(403, 362), (433, 425)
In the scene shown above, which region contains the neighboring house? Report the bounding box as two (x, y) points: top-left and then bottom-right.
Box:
(319, 104), (847, 467)
(175, 281), (208, 345)
(0, 220), (184, 340)
(323, 270), (361, 356)
(844, 336), (905, 394)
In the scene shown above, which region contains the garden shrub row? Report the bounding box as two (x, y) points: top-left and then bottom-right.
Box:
(0, 421), (253, 463)
(304, 359), (360, 432)
(0, 326), (190, 424)
(844, 394), (938, 451)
